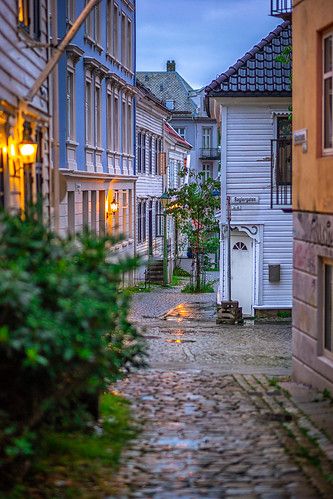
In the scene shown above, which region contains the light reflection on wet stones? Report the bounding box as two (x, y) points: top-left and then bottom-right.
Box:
(110, 370), (319, 498)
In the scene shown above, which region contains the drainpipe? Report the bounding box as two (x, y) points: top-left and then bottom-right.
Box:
(51, 0), (59, 231)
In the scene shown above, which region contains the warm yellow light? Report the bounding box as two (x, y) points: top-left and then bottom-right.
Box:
(9, 143), (16, 158)
(19, 143), (36, 157)
(110, 198), (119, 213)
(18, 141), (37, 163)
(2, 146), (7, 154)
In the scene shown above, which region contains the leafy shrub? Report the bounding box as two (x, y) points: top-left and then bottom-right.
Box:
(173, 266), (190, 277)
(0, 210), (145, 484)
(181, 280), (216, 293)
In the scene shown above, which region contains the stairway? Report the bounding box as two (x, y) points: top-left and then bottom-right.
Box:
(147, 259), (164, 285)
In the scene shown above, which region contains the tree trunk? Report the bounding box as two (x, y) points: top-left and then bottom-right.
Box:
(195, 228), (201, 291)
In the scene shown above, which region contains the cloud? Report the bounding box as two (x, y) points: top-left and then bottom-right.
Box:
(137, 0), (281, 88)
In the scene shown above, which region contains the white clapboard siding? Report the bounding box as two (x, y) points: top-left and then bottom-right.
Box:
(0, 0), (49, 113)
(136, 106), (164, 136)
(225, 103), (292, 308)
(135, 96), (165, 263)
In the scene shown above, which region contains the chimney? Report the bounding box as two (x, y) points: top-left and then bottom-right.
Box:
(166, 60), (176, 72)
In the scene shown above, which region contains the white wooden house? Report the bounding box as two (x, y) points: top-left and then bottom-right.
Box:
(135, 81), (170, 279)
(206, 21), (292, 316)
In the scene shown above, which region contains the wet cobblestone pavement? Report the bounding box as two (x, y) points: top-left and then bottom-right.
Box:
(109, 287), (333, 498)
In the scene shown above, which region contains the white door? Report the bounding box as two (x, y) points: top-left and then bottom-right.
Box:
(231, 233), (253, 315)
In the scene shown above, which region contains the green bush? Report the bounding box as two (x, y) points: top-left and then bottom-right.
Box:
(181, 280), (216, 293)
(173, 266), (190, 277)
(0, 210), (145, 484)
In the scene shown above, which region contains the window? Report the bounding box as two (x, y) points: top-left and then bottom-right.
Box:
(165, 100), (175, 110)
(324, 263), (333, 355)
(18, 0), (41, 40)
(148, 136), (153, 174)
(113, 3), (119, 59)
(95, 84), (101, 147)
(67, 0), (75, 22)
(113, 93), (119, 151)
(122, 190), (128, 237)
(83, 191), (89, 228)
(155, 137), (162, 174)
(35, 128), (43, 217)
(67, 70), (75, 141)
(85, 2), (100, 44)
(202, 128), (212, 149)
(85, 79), (93, 145)
(91, 190), (97, 233)
(233, 242), (248, 251)
(142, 133), (146, 173)
(68, 191), (75, 235)
(122, 99), (127, 153)
(155, 200), (163, 236)
(107, 91), (112, 150)
(127, 99), (133, 154)
(275, 116), (292, 186)
(175, 127), (186, 139)
(323, 32), (333, 153)
(121, 12), (126, 66)
(137, 132), (142, 173)
(127, 19), (132, 70)
(202, 163), (212, 180)
(137, 200), (146, 243)
(0, 149), (4, 209)
(99, 190), (105, 235)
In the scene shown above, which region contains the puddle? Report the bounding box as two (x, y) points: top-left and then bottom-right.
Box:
(166, 339), (196, 344)
(155, 436), (200, 450)
(164, 302), (216, 322)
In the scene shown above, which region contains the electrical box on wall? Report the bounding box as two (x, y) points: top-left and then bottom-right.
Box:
(269, 264), (281, 283)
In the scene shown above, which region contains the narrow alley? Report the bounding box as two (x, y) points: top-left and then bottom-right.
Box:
(107, 286), (333, 498)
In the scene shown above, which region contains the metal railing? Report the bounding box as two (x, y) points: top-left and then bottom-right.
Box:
(271, 138), (292, 209)
(199, 148), (220, 159)
(270, 0), (292, 18)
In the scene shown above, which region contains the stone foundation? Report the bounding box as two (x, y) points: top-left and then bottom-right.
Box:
(292, 211), (333, 392)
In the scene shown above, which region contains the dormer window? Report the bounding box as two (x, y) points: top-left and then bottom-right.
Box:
(165, 100), (175, 110)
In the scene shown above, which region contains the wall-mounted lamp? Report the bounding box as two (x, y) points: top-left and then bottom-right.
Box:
(106, 197), (119, 219)
(19, 121), (37, 163)
(110, 197), (119, 214)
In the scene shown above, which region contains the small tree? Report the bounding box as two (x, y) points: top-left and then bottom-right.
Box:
(167, 171), (220, 291)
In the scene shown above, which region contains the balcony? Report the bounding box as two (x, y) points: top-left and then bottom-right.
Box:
(270, 138), (292, 210)
(270, 0), (292, 19)
(199, 148), (220, 160)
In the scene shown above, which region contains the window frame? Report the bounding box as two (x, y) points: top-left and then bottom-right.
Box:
(322, 258), (333, 361)
(66, 67), (76, 141)
(18, 0), (41, 40)
(85, 76), (93, 146)
(323, 31), (333, 155)
(94, 80), (102, 148)
(202, 127), (212, 149)
(67, 0), (75, 23)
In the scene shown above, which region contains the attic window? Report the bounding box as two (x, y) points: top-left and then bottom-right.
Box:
(165, 100), (175, 110)
(145, 75), (149, 81)
(160, 84), (164, 92)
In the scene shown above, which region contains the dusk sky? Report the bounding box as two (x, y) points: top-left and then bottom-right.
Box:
(137, 0), (282, 89)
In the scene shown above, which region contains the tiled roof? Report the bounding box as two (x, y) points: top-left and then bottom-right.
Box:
(205, 21), (291, 96)
(137, 71), (197, 115)
(165, 122), (192, 150)
(136, 80), (171, 113)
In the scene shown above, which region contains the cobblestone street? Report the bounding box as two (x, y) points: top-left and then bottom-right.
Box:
(110, 287), (333, 498)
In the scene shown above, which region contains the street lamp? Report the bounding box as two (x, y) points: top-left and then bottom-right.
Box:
(160, 191), (171, 286)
